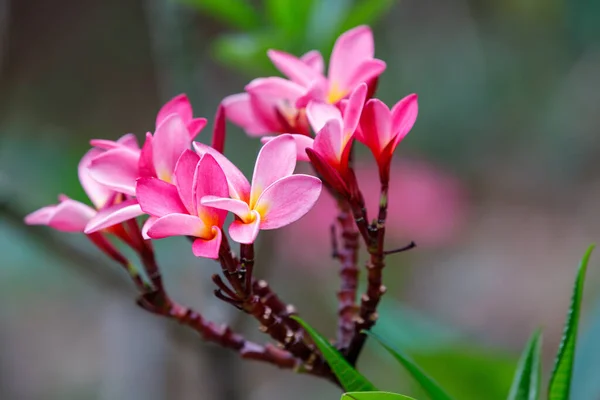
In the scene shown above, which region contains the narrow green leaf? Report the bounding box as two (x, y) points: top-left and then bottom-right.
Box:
(339, 0), (396, 32)
(507, 329), (542, 400)
(365, 331), (454, 400)
(291, 316), (377, 392)
(548, 244), (595, 399)
(342, 392), (416, 400)
(179, 0), (261, 30)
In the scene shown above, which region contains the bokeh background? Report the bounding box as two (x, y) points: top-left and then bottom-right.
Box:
(2, 0), (600, 399)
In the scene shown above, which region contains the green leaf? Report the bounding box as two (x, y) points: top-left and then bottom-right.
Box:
(179, 0), (261, 30)
(264, 0), (314, 38)
(507, 329), (542, 400)
(291, 316), (377, 392)
(342, 392), (416, 400)
(339, 0), (397, 33)
(548, 244), (595, 400)
(366, 331), (454, 400)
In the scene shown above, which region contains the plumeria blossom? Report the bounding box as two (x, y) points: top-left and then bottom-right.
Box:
(356, 94), (419, 184)
(136, 151), (229, 259)
(223, 25), (385, 137)
(195, 135), (322, 244)
(84, 95), (207, 233)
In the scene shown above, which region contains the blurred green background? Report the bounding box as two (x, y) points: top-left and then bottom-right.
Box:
(2, 0), (600, 399)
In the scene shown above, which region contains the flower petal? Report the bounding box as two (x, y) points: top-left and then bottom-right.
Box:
(187, 118), (207, 140)
(136, 178), (187, 217)
(229, 212), (261, 244)
(306, 148), (349, 197)
(200, 196), (251, 222)
(267, 50), (322, 87)
(25, 205), (58, 226)
(254, 175), (322, 230)
(261, 134), (314, 162)
(79, 148), (113, 208)
(344, 59), (387, 93)
(193, 154), (229, 228)
(358, 98), (392, 155)
(84, 199), (143, 233)
(174, 149), (200, 215)
(117, 133), (140, 148)
(193, 142), (250, 201)
(222, 93), (272, 136)
(153, 114), (190, 182)
(246, 77), (306, 101)
(342, 83), (367, 136)
(328, 26), (375, 88)
(192, 228), (222, 259)
(87, 147), (140, 196)
(147, 213), (209, 239)
(156, 94), (193, 127)
(250, 134), (296, 207)
(390, 93), (419, 146)
(90, 133), (139, 150)
(301, 50), (324, 74)
(306, 101), (342, 134)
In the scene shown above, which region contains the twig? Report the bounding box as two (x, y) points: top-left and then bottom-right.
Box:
(333, 199), (360, 350)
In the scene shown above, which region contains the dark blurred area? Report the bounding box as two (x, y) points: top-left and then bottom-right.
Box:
(2, 0), (600, 399)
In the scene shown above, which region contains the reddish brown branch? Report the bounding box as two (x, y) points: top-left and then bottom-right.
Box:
(333, 199), (360, 350)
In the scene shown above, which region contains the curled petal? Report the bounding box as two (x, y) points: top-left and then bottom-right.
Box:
(90, 133), (139, 150)
(87, 148), (140, 196)
(193, 142), (250, 201)
(174, 149), (200, 215)
(187, 118), (207, 140)
(153, 114), (190, 182)
(343, 59), (386, 94)
(210, 104), (226, 153)
(156, 94), (193, 128)
(84, 199), (143, 234)
(358, 98), (392, 155)
(301, 50), (324, 74)
(328, 26), (375, 88)
(136, 178), (187, 217)
(390, 93), (419, 146)
(79, 148), (113, 208)
(192, 227), (222, 259)
(141, 216), (158, 240)
(306, 101), (342, 134)
(222, 93), (271, 136)
(306, 148), (348, 197)
(267, 50), (322, 87)
(250, 134), (297, 207)
(342, 83), (367, 135)
(147, 213), (210, 239)
(200, 196), (251, 222)
(138, 133), (156, 178)
(255, 175), (322, 230)
(313, 119), (344, 167)
(229, 212), (261, 244)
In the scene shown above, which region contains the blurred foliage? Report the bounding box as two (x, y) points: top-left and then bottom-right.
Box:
(506, 330), (542, 400)
(179, 0), (395, 75)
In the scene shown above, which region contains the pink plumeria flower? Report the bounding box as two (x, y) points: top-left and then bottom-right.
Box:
(85, 96), (207, 233)
(135, 151), (229, 259)
(223, 25), (384, 137)
(356, 94), (419, 184)
(195, 135), (322, 244)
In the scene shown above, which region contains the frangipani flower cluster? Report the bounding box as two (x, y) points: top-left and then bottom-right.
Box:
(24, 25), (423, 386)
